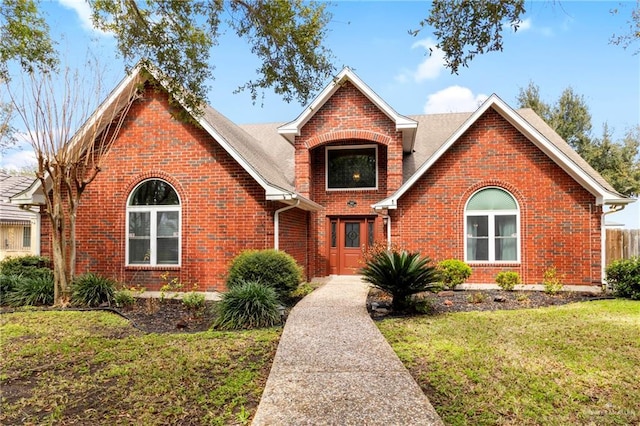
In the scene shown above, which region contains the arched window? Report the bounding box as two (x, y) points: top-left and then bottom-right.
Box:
(126, 179), (180, 266)
(465, 188), (519, 262)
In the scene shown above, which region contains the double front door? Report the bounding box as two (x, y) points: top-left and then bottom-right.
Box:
(328, 217), (377, 275)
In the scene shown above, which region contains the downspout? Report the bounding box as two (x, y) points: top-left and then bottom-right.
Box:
(601, 204), (627, 289)
(384, 214), (391, 250)
(274, 199), (300, 251)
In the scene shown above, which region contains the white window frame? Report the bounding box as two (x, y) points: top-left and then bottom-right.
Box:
(464, 188), (520, 263)
(126, 179), (182, 267)
(325, 144), (378, 191)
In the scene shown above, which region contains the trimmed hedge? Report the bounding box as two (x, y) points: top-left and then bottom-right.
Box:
(226, 249), (302, 298)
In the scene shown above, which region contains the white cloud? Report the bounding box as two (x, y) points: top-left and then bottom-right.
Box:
(0, 148), (36, 172)
(57, 0), (110, 36)
(518, 18), (532, 32)
(395, 38), (446, 83)
(423, 86), (488, 114)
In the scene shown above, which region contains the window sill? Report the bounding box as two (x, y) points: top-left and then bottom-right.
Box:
(467, 262), (521, 267)
(125, 265), (181, 271)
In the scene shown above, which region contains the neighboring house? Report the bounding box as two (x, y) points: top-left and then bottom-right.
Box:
(11, 65), (634, 291)
(1, 172), (40, 260)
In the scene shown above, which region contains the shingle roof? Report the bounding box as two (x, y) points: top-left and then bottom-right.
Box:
(1, 172), (37, 222)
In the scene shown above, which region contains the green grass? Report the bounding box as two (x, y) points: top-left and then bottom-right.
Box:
(0, 311), (280, 425)
(377, 300), (640, 425)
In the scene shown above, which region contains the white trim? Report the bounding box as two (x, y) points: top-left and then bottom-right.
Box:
(372, 94), (629, 210)
(464, 187), (521, 263)
(277, 67), (417, 151)
(125, 179), (182, 267)
(325, 144), (378, 191)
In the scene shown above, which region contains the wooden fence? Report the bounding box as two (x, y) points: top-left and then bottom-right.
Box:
(606, 229), (640, 265)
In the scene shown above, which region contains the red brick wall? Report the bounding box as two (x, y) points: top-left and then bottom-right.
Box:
(69, 88), (285, 291)
(295, 82), (403, 276)
(278, 207), (309, 281)
(394, 108), (602, 286)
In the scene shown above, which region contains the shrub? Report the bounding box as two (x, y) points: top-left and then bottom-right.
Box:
(496, 271), (521, 291)
(0, 255), (51, 280)
(0, 274), (23, 304)
(360, 250), (440, 311)
(437, 259), (472, 290)
(226, 249), (303, 299)
(114, 289), (136, 308)
(467, 292), (487, 304)
(543, 267), (564, 295)
(214, 281), (281, 330)
(606, 257), (640, 300)
(182, 292), (206, 310)
(5, 274), (54, 306)
(289, 283), (314, 299)
(71, 273), (116, 307)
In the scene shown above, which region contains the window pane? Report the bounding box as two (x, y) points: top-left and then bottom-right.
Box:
(467, 188), (517, 210)
(344, 222), (360, 248)
(22, 227), (31, 248)
(129, 212), (150, 237)
(157, 237), (179, 264)
(157, 211), (179, 237)
(495, 215), (517, 261)
(328, 148), (376, 189)
(467, 216), (488, 261)
(130, 180), (179, 205)
(129, 239), (150, 264)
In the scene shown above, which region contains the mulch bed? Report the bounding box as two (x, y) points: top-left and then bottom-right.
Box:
(367, 288), (612, 319)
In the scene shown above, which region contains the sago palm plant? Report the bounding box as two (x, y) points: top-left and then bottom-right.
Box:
(361, 250), (440, 311)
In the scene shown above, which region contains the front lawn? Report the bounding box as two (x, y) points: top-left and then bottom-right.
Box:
(0, 310), (280, 425)
(378, 300), (640, 425)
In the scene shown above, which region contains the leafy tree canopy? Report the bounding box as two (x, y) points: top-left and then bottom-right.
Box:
(517, 82), (640, 197)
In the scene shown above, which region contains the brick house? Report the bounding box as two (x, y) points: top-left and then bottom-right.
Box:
(12, 65), (633, 291)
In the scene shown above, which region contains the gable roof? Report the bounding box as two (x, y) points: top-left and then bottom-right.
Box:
(277, 67), (419, 152)
(373, 94), (631, 209)
(11, 62), (320, 212)
(1, 172), (37, 223)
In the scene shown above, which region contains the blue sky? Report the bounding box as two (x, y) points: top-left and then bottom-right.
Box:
(1, 1), (639, 227)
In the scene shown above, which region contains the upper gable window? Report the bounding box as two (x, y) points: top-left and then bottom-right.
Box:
(326, 145), (377, 190)
(127, 179), (181, 266)
(465, 187), (519, 263)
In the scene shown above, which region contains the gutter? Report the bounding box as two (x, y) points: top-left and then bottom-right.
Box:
(600, 203), (628, 289)
(274, 199), (300, 250)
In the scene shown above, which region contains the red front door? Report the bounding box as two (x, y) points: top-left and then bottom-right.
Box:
(328, 217), (376, 275)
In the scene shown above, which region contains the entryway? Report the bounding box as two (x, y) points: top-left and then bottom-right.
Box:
(327, 217), (377, 275)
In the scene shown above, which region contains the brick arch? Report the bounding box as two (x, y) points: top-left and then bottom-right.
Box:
(305, 130), (392, 149)
(457, 180), (525, 216)
(123, 171), (186, 209)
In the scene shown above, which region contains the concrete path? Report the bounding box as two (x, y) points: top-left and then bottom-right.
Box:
(252, 276), (443, 426)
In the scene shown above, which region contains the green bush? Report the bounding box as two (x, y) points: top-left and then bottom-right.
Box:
(214, 281), (281, 330)
(606, 257), (640, 300)
(114, 289), (136, 308)
(71, 273), (116, 307)
(360, 250), (440, 311)
(5, 274), (54, 306)
(182, 292), (206, 310)
(289, 283), (314, 299)
(0, 255), (51, 280)
(496, 271), (521, 291)
(437, 259), (472, 290)
(226, 249), (303, 299)
(0, 274), (23, 305)
(543, 267), (564, 295)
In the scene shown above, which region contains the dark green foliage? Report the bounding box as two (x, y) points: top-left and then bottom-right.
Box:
(214, 281), (281, 330)
(438, 259), (472, 290)
(4, 273), (54, 306)
(360, 250), (440, 311)
(0, 255), (51, 279)
(71, 273), (116, 307)
(496, 271), (521, 291)
(226, 249), (303, 299)
(606, 257), (640, 300)
(0, 274), (22, 304)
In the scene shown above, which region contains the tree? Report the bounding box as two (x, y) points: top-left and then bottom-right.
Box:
(6, 62), (140, 304)
(517, 82), (640, 197)
(415, 1), (639, 74)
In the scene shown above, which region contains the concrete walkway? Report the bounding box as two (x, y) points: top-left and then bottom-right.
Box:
(252, 276), (443, 425)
